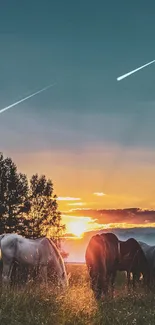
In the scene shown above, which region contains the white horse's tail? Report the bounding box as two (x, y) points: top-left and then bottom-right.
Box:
(0, 234), (5, 248)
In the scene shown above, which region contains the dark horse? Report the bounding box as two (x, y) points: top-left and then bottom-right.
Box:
(85, 233), (150, 300)
(85, 232), (119, 300)
(118, 238), (150, 290)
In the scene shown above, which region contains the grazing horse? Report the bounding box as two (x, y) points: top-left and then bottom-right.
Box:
(85, 232), (119, 300)
(138, 241), (155, 287)
(117, 238), (150, 290)
(0, 233), (69, 288)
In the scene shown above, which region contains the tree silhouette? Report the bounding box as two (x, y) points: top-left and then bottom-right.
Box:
(23, 174), (66, 240)
(0, 153), (68, 258)
(0, 153), (29, 233)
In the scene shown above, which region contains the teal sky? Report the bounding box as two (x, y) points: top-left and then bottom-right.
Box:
(0, 1), (155, 199)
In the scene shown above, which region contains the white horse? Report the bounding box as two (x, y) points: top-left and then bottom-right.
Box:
(0, 233), (69, 288)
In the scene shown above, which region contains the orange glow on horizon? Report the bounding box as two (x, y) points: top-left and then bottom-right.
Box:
(62, 214), (155, 238)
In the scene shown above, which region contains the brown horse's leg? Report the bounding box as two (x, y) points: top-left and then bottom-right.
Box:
(132, 272), (139, 290)
(151, 272), (155, 291)
(102, 275), (109, 298)
(127, 271), (131, 291)
(91, 274), (102, 300)
(148, 271), (153, 291)
(111, 271), (116, 298)
(94, 285), (102, 300)
(144, 273), (150, 293)
(132, 272), (138, 290)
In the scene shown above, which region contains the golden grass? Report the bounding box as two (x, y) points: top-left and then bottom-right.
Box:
(0, 263), (155, 324)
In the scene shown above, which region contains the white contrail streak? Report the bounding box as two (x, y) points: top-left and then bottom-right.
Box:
(117, 59), (155, 81)
(0, 83), (56, 114)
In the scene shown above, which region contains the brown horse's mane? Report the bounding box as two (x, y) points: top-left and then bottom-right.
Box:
(119, 237), (143, 255)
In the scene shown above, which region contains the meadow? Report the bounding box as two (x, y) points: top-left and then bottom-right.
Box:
(0, 263), (155, 325)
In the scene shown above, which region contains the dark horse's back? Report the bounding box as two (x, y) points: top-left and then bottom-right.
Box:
(119, 238), (149, 274)
(118, 238), (150, 288)
(85, 232), (119, 299)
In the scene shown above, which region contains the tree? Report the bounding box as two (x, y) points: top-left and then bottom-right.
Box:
(0, 153), (68, 258)
(0, 152), (29, 234)
(23, 174), (66, 240)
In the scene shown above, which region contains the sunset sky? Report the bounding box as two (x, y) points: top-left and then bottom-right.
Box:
(1, 1), (155, 260)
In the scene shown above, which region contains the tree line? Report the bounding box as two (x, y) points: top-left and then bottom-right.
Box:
(0, 152), (67, 256)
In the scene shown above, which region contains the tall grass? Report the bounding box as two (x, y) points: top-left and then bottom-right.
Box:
(0, 264), (155, 325)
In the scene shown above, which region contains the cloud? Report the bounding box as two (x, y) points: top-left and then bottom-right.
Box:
(66, 207), (93, 213)
(57, 197), (81, 201)
(67, 202), (86, 206)
(93, 192), (105, 197)
(64, 207), (155, 226)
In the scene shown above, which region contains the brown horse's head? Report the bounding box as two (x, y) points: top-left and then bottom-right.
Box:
(85, 232), (119, 299)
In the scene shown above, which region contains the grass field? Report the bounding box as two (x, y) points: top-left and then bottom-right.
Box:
(0, 263), (155, 325)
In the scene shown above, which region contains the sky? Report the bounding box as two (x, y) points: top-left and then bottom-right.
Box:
(1, 1), (155, 261)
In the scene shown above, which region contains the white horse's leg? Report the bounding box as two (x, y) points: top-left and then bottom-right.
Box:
(2, 261), (13, 287)
(39, 266), (48, 287)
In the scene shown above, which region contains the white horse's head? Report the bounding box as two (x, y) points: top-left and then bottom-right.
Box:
(58, 270), (71, 289)
(47, 238), (71, 289)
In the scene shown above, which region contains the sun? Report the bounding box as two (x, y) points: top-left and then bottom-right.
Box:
(67, 219), (88, 237)
(63, 215), (100, 238)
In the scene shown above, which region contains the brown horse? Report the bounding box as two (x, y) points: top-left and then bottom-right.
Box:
(85, 233), (150, 300)
(85, 232), (119, 300)
(138, 241), (155, 289)
(117, 238), (150, 290)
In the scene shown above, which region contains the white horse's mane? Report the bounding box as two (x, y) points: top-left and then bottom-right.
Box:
(46, 238), (65, 264)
